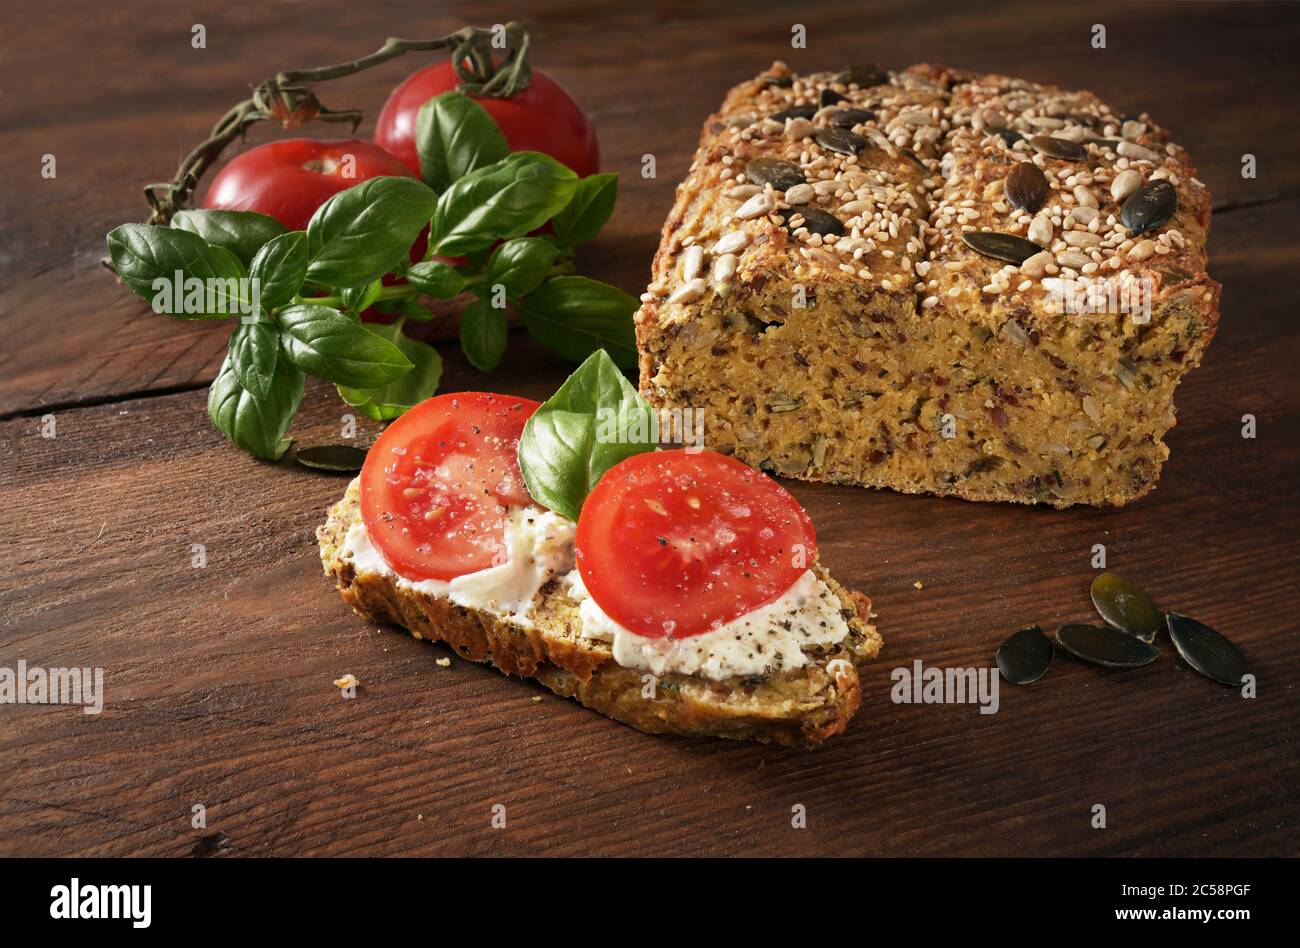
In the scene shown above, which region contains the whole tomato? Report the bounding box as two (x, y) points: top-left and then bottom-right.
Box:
(203, 139), (414, 231)
(375, 61), (599, 178)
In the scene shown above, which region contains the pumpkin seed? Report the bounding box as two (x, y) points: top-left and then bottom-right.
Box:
(1120, 180), (1177, 236)
(760, 74), (793, 88)
(1056, 623), (1159, 668)
(1166, 612), (1248, 686)
(786, 207), (845, 237)
(996, 129), (1023, 147)
(961, 231), (1041, 265)
(996, 626), (1054, 684)
(828, 107), (876, 128)
(815, 126), (869, 156)
(1006, 161), (1049, 213)
(771, 104), (818, 122)
(295, 444), (367, 473)
(1030, 135), (1087, 161)
(840, 64), (889, 88)
(820, 88), (846, 107)
(744, 157), (806, 191)
(1091, 572), (1161, 642)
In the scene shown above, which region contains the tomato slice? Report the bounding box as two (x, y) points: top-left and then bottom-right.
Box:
(575, 450), (817, 639)
(360, 392), (541, 581)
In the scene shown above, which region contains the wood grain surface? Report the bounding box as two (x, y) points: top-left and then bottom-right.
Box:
(1, 0), (1297, 857)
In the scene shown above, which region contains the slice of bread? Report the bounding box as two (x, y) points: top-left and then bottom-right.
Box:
(317, 479), (882, 748)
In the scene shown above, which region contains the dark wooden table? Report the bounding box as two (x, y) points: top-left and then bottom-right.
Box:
(2, 0), (1297, 857)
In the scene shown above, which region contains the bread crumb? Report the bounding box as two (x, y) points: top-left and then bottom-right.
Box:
(913, 580), (924, 590)
(333, 673), (358, 689)
(435, 657), (452, 667)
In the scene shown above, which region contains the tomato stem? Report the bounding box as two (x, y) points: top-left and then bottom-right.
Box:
(131, 23), (533, 231)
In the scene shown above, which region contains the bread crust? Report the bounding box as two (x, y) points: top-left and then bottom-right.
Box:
(636, 61), (1219, 508)
(317, 481), (881, 748)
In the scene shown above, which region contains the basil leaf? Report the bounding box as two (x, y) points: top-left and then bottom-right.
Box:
(459, 298), (508, 372)
(248, 231), (308, 309)
(276, 303), (413, 387)
(229, 318), (280, 400)
(404, 260), (467, 299)
(306, 176), (438, 288)
(337, 323), (443, 421)
(106, 223), (247, 319)
(429, 152), (578, 256)
(551, 173), (618, 245)
(486, 237), (559, 298)
(514, 276), (638, 371)
(414, 91), (509, 193)
(171, 209), (287, 266)
(207, 349), (304, 460)
(341, 280), (383, 314)
(517, 349), (657, 522)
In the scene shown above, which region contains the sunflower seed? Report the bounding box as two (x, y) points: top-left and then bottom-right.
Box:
(1091, 572), (1161, 642)
(712, 253), (737, 285)
(712, 231), (749, 255)
(820, 88), (846, 107)
(1020, 250), (1053, 277)
(1072, 185), (1098, 208)
(1028, 214), (1054, 246)
(772, 104), (818, 122)
(962, 231), (1041, 265)
(997, 129), (1024, 147)
(784, 183), (815, 204)
(725, 184), (761, 200)
(744, 157), (806, 191)
(787, 207), (844, 236)
(1165, 612), (1248, 686)
(669, 278), (707, 304)
(680, 245), (704, 282)
(1030, 135), (1087, 161)
(1120, 180), (1177, 236)
(996, 626), (1054, 684)
(786, 117), (815, 140)
(1064, 231), (1102, 248)
(736, 191), (775, 220)
(1118, 141), (1161, 163)
(295, 444), (367, 473)
(982, 110), (1009, 130)
(815, 126), (869, 155)
(1056, 623), (1159, 668)
(828, 107), (876, 128)
(1006, 161), (1049, 212)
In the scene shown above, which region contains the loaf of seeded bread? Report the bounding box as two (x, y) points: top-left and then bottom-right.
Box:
(636, 62), (1219, 506)
(317, 479), (882, 748)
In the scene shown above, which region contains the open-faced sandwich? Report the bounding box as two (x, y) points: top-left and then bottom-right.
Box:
(317, 352), (881, 747)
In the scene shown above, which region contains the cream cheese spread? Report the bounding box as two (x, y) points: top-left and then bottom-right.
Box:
(562, 568), (850, 679)
(342, 507), (850, 678)
(340, 505), (575, 628)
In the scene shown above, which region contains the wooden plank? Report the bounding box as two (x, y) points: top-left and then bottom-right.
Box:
(1, 189), (1296, 856)
(2, 0), (1297, 414)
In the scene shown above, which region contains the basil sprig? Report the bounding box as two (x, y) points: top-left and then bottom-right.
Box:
(517, 349), (657, 522)
(106, 90), (636, 460)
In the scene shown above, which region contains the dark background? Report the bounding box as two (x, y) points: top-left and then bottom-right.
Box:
(0, 0), (1296, 856)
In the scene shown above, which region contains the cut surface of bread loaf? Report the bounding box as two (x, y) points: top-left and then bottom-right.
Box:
(317, 479), (882, 748)
(636, 62), (1218, 507)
